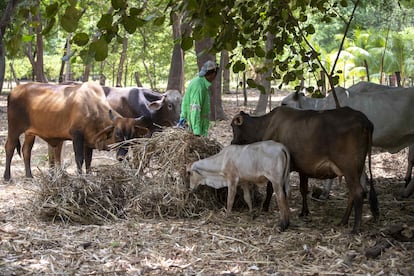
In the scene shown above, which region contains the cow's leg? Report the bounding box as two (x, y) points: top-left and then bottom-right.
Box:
(405, 145), (414, 186)
(4, 136), (21, 181)
(84, 146), (93, 174)
(226, 179), (238, 213)
(404, 159), (413, 186)
(241, 182), (253, 213)
(262, 181), (273, 212)
(48, 142), (63, 173)
(22, 134), (35, 178)
(270, 178), (290, 231)
(299, 173), (310, 217)
(71, 131), (85, 174)
(342, 175), (364, 234)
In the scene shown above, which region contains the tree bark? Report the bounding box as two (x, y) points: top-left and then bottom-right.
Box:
(221, 50), (230, 94)
(195, 38), (226, 121)
(167, 12), (184, 92)
(134, 72), (143, 87)
(116, 36), (128, 87)
(254, 31), (274, 115)
(33, 2), (46, 82)
(0, 0), (20, 92)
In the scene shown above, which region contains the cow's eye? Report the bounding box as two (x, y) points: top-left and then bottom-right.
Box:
(168, 103), (173, 110)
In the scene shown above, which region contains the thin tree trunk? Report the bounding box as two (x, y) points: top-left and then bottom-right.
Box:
(9, 62), (18, 84)
(0, 0), (20, 93)
(195, 38), (226, 121)
(116, 36), (128, 87)
(167, 12), (184, 92)
(221, 50), (230, 94)
(64, 33), (72, 82)
(254, 31), (274, 115)
(134, 72), (143, 87)
(33, 2), (46, 82)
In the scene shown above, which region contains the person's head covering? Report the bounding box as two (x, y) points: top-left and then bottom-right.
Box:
(199, 60), (219, 77)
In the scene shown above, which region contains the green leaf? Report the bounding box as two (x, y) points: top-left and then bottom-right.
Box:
(130, 7), (143, 16)
(22, 34), (34, 43)
(255, 46), (266, 58)
(232, 60), (246, 73)
(60, 6), (82, 33)
(72, 32), (89, 46)
(111, 0), (126, 10)
(91, 38), (108, 61)
(97, 14), (113, 30)
(42, 18), (56, 35)
(181, 36), (193, 51)
(153, 15), (165, 26)
(122, 15), (137, 34)
(246, 78), (257, 88)
(45, 2), (59, 18)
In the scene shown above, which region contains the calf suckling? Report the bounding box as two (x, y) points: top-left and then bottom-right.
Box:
(187, 140), (291, 231)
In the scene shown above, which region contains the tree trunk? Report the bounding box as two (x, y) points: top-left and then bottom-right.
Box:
(221, 50), (230, 94)
(33, 3), (46, 83)
(167, 12), (184, 92)
(0, 0), (20, 93)
(64, 33), (72, 82)
(195, 38), (226, 121)
(116, 36), (128, 87)
(9, 62), (18, 84)
(83, 63), (91, 82)
(254, 31), (274, 115)
(134, 72), (143, 87)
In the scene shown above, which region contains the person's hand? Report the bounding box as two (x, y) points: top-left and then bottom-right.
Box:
(177, 118), (186, 128)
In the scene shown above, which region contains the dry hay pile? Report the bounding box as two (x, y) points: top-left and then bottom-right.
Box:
(127, 128), (263, 218)
(32, 166), (139, 224)
(32, 128), (263, 224)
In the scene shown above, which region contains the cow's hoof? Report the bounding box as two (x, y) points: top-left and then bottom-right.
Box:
(279, 221), (290, 232)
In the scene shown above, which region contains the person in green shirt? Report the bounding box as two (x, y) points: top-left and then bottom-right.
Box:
(178, 60), (219, 137)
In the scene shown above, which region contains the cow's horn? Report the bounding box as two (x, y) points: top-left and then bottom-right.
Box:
(233, 114), (244, 125)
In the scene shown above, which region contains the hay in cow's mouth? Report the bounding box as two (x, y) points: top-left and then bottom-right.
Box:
(31, 128), (264, 224)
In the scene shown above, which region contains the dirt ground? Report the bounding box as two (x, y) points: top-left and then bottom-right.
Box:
(1, 88), (414, 275)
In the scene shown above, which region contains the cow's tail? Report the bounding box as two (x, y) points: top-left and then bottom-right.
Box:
(282, 147), (291, 197)
(367, 128), (379, 221)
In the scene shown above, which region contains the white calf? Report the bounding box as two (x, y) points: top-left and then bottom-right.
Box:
(187, 140), (291, 231)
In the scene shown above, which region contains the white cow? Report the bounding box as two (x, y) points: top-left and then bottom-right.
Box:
(187, 140), (291, 231)
(281, 81), (414, 197)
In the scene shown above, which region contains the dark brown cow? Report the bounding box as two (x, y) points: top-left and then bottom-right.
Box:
(103, 87), (182, 131)
(4, 82), (148, 180)
(103, 87), (182, 159)
(231, 106), (379, 233)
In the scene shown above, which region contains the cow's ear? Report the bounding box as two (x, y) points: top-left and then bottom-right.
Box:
(233, 114), (244, 126)
(148, 96), (165, 111)
(135, 125), (149, 137)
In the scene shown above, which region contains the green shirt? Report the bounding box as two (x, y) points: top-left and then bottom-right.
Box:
(180, 76), (211, 136)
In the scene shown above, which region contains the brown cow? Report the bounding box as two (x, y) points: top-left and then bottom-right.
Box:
(4, 82), (148, 180)
(231, 106), (379, 233)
